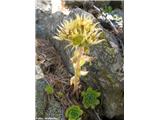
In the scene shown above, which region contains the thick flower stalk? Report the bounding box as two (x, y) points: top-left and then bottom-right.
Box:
(54, 14), (104, 92)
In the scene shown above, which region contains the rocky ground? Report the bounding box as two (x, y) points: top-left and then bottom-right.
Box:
(36, 0), (124, 120)
(36, 39), (71, 119)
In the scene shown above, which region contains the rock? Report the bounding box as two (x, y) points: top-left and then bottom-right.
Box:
(36, 79), (47, 118)
(64, 0), (93, 9)
(109, 1), (124, 9)
(111, 8), (123, 28)
(64, 0), (110, 9)
(45, 96), (63, 120)
(36, 0), (52, 12)
(35, 65), (44, 80)
(94, 1), (111, 8)
(112, 8), (124, 18)
(36, 9), (65, 39)
(36, 7), (123, 119)
(36, 79), (62, 119)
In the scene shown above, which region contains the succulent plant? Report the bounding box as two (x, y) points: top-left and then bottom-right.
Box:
(54, 14), (104, 92)
(65, 105), (83, 120)
(44, 84), (54, 95)
(81, 87), (101, 109)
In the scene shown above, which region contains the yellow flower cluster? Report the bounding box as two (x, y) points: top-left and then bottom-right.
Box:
(54, 14), (104, 48)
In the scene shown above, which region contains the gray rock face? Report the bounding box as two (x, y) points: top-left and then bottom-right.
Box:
(36, 79), (62, 119)
(45, 96), (63, 119)
(36, 0), (52, 12)
(36, 9), (65, 39)
(64, 0), (110, 9)
(112, 8), (124, 18)
(36, 79), (47, 118)
(36, 8), (123, 119)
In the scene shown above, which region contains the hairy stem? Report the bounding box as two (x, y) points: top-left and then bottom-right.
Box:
(72, 47), (84, 92)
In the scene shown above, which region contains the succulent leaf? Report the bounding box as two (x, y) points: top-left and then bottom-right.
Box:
(80, 70), (88, 76)
(79, 59), (86, 67)
(81, 87), (101, 109)
(65, 105), (83, 120)
(44, 84), (54, 95)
